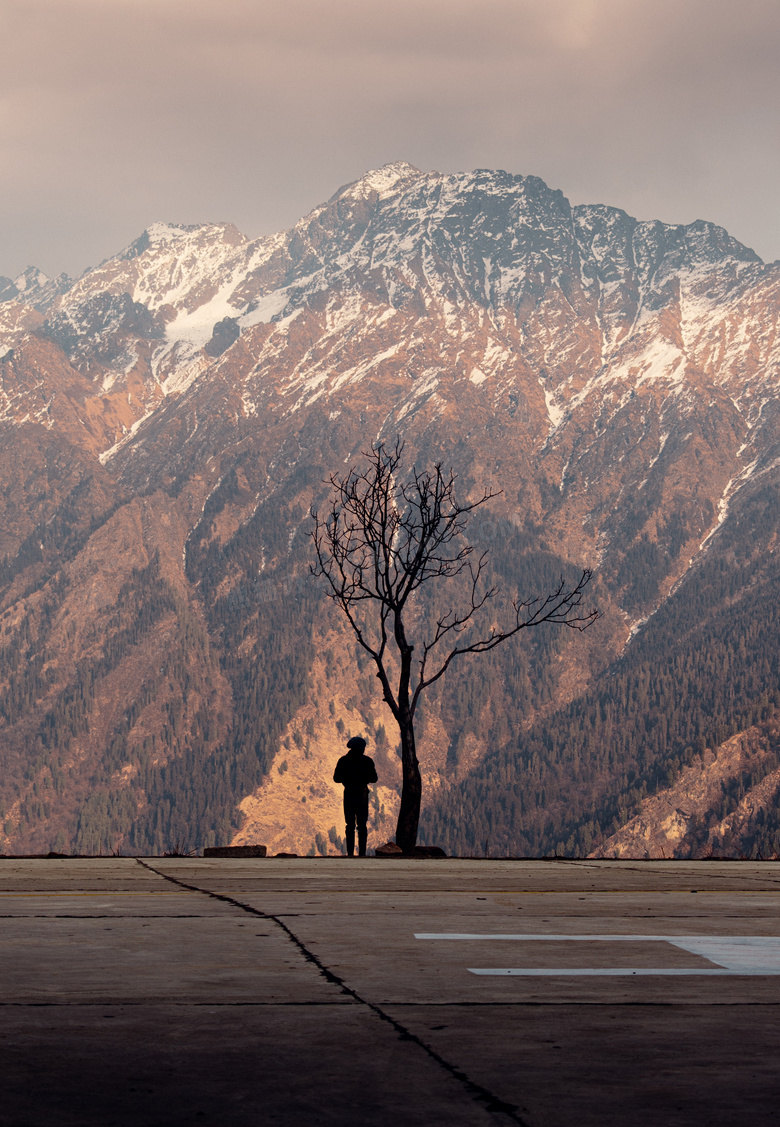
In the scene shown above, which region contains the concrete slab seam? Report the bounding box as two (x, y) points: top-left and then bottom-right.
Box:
(135, 859), (531, 1126)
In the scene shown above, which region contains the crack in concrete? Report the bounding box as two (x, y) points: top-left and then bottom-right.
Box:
(136, 858), (531, 1126)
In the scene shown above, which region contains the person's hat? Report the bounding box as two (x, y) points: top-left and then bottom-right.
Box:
(346, 736), (366, 752)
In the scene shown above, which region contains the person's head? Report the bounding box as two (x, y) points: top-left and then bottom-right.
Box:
(346, 736), (366, 755)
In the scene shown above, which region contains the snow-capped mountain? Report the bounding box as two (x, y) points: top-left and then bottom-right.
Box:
(1, 164), (779, 858)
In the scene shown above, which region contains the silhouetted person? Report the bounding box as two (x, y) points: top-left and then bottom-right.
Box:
(333, 736), (377, 857)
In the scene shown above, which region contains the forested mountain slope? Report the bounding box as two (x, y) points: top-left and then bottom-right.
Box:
(422, 469), (780, 857)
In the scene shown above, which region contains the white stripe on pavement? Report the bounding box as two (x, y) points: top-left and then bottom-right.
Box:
(414, 934), (780, 976)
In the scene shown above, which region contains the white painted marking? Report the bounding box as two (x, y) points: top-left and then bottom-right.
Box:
(414, 935), (780, 977)
(468, 968), (738, 977)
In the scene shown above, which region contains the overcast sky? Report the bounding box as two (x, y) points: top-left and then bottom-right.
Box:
(2, 0), (778, 279)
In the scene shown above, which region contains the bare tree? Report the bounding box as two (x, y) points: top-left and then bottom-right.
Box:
(311, 440), (597, 854)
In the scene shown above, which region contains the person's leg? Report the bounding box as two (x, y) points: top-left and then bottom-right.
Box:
(343, 793), (356, 856)
(356, 790), (370, 857)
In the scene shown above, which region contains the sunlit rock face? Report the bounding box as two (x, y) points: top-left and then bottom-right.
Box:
(1, 163), (779, 858)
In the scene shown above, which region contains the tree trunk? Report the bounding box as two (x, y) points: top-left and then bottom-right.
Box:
(395, 706), (421, 854)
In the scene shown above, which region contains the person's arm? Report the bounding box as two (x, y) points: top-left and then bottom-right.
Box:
(334, 758), (344, 784)
(366, 758), (378, 784)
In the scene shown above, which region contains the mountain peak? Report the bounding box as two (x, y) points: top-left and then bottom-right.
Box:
(0, 265), (72, 312)
(334, 161), (421, 201)
(14, 266), (49, 291)
(145, 221), (200, 244)
(119, 221), (247, 263)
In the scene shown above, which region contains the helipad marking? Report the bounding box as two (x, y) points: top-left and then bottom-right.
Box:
(414, 934), (780, 976)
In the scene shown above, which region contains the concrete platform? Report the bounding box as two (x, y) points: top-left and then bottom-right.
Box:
(1, 858), (779, 1125)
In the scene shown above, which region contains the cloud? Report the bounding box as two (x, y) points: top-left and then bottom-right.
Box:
(1, 0), (778, 275)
